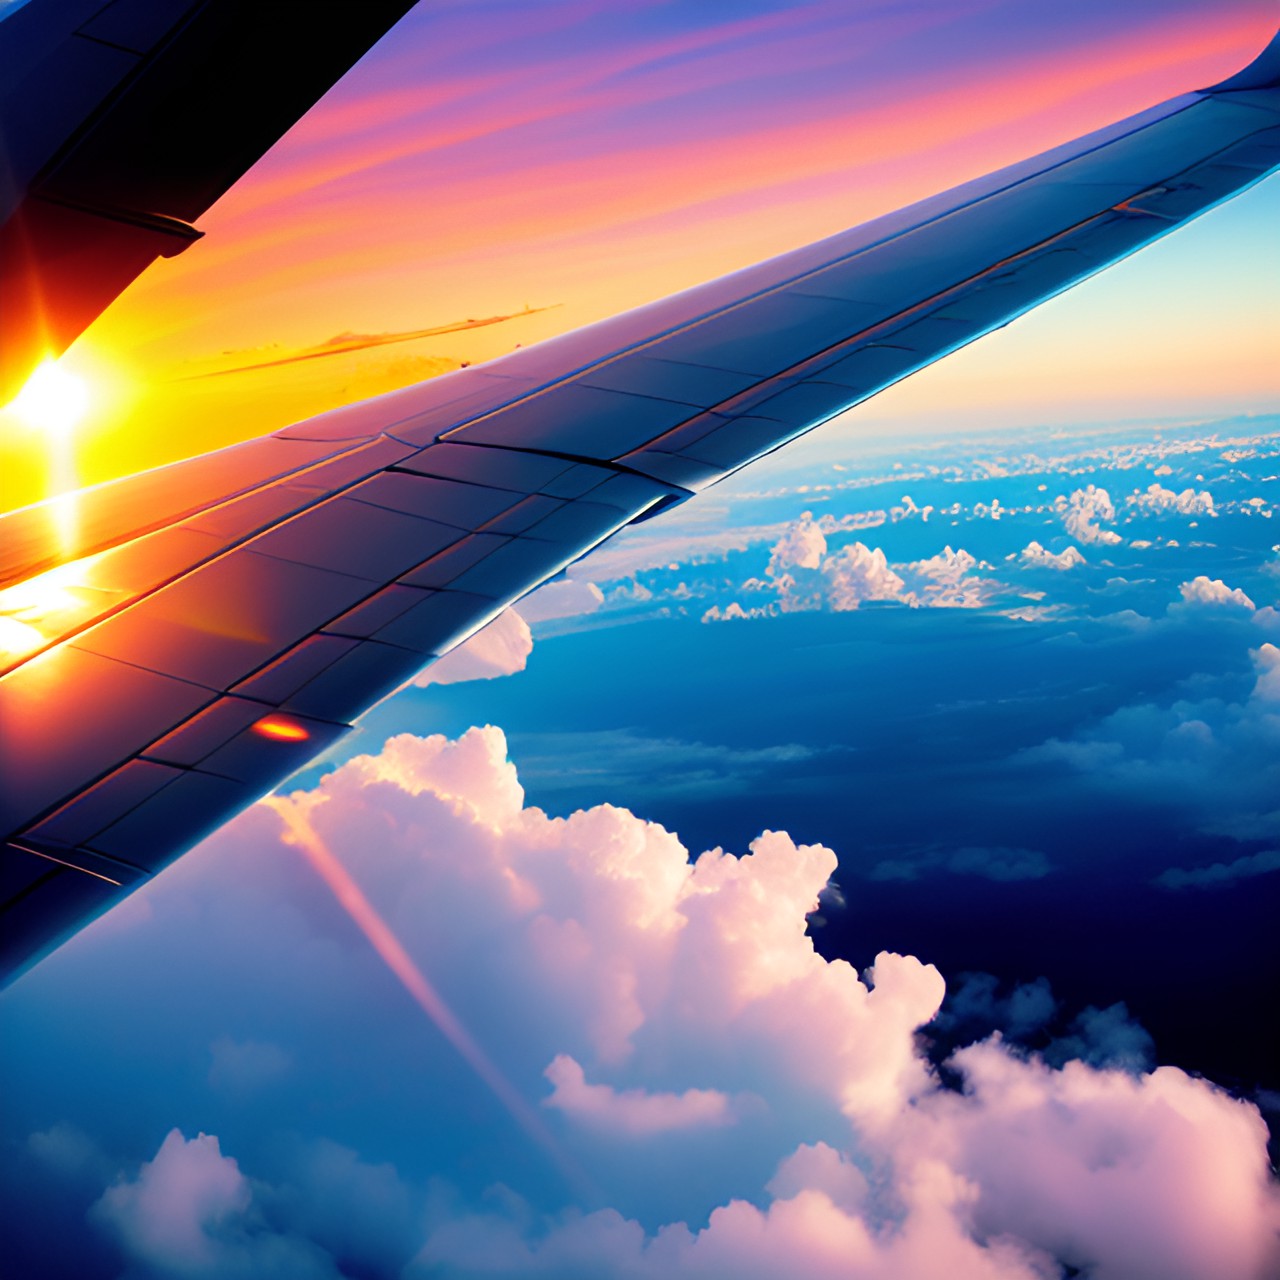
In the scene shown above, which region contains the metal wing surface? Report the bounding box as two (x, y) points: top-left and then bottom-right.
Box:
(2, 32), (1278, 983)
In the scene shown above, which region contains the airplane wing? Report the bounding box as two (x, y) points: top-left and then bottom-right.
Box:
(0, 0), (418, 400)
(2, 29), (1278, 983)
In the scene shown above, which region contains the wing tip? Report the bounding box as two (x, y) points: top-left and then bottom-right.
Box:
(1204, 26), (1280, 93)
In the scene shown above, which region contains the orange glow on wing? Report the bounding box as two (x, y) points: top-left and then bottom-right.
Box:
(253, 716), (311, 742)
(0, 557), (116, 665)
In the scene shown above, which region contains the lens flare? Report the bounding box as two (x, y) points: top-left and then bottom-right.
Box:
(10, 359), (89, 436)
(0, 559), (111, 665)
(266, 794), (583, 1189)
(7, 358), (87, 553)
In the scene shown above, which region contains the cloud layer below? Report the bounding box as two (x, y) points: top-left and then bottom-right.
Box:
(26, 726), (1278, 1279)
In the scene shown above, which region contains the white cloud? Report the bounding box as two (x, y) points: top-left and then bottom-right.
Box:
(766, 510), (827, 574)
(415, 607), (533, 685)
(518, 579), (605, 624)
(31, 728), (1280, 1279)
(902, 546), (997, 608)
(1175, 577), (1256, 611)
(1043, 1002), (1155, 1073)
(1057, 485), (1122, 545)
(819, 542), (907, 609)
(1128, 483), (1215, 517)
(739, 516), (999, 616)
(757, 515), (909, 613)
(408, 1036), (1280, 1278)
(1254, 642), (1280, 701)
(93, 1130), (250, 1271)
(1018, 541), (1085, 570)
(703, 601), (766, 622)
(91, 1130), (338, 1279)
(544, 1054), (736, 1134)
(909, 546), (977, 581)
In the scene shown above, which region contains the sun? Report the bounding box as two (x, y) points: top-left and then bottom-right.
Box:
(9, 358), (90, 437)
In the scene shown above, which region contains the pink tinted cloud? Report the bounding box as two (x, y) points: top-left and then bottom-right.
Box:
(106, 723), (1275, 1279)
(543, 1053), (736, 1134)
(414, 607), (533, 686)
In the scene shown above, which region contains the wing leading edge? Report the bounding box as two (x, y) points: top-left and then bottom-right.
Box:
(2, 30), (1278, 983)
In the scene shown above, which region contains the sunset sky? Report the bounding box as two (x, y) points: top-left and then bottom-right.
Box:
(0, 0), (1276, 508)
(4, 5), (1280, 1278)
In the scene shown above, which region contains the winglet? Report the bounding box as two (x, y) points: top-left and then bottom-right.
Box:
(1204, 26), (1280, 92)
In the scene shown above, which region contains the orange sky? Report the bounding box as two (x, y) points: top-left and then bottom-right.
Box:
(1, 2), (1275, 512)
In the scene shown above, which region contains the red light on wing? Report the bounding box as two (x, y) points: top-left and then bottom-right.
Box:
(253, 716), (310, 742)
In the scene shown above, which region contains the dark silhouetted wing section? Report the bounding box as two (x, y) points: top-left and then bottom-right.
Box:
(0, 0), (418, 400)
(2, 29), (1278, 983)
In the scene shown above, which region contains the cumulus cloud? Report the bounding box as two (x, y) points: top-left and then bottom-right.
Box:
(902, 546), (1000, 608)
(91, 1130), (417, 1279)
(1127, 483), (1215, 517)
(92, 1130), (252, 1272)
(702, 601), (762, 622)
(766, 510), (828, 574)
(1256, 642), (1280, 701)
(407, 1038), (1279, 1279)
(764, 513), (906, 612)
(23, 730), (1280, 1279)
(1018, 541), (1085, 570)
(1057, 485), (1122, 545)
(518, 579), (605, 624)
(91, 1130), (341, 1279)
(1175, 576), (1256, 611)
(27, 1123), (112, 1183)
(710, 514), (1002, 617)
(415, 607), (533, 685)
(819, 542), (908, 609)
(544, 1055), (736, 1134)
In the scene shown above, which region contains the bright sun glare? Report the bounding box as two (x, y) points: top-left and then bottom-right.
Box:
(10, 359), (90, 436)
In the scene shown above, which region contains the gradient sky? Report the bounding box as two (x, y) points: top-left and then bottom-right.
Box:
(0, 0), (1276, 508)
(3, 5), (1280, 1277)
